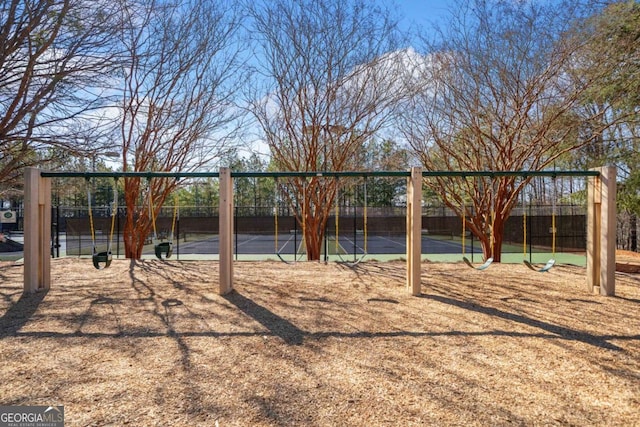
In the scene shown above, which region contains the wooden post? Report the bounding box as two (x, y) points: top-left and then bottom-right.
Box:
(586, 166), (616, 296)
(586, 172), (600, 293)
(24, 167), (51, 293)
(406, 167), (422, 295)
(219, 167), (234, 295)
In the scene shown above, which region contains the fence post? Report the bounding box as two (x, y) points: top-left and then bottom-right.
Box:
(24, 168), (51, 293)
(406, 167), (422, 295)
(587, 166), (616, 296)
(219, 167), (233, 295)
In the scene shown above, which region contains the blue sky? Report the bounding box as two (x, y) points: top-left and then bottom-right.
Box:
(394, 0), (452, 33)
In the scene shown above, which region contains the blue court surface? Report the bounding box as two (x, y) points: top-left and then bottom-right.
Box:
(173, 233), (472, 256)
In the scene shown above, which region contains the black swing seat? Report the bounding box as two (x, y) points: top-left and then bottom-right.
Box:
(155, 241), (173, 259)
(92, 251), (113, 270)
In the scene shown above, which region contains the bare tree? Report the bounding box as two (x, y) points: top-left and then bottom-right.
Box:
(247, 0), (405, 260)
(0, 0), (122, 196)
(400, 0), (621, 262)
(114, 0), (245, 259)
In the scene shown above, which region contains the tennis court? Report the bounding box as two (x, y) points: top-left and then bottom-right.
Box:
(56, 201), (587, 266)
(160, 232), (586, 265)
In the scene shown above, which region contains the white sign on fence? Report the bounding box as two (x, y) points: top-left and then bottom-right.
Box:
(0, 211), (16, 223)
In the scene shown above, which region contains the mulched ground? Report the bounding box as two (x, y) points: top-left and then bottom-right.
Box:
(1, 258), (639, 426)
(616, 250), (640, 273)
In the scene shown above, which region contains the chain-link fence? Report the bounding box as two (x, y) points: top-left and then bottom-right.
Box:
(54, 204), (588, 257)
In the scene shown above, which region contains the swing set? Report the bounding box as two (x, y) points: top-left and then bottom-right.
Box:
(24, 167), (615, 298)
(86, 176), (179, 269)
(334, 177), (368, 266)
(461, 205), (494, 270)
(147, 180), (178, 261)
(460, 177), (494, 270)
(273, 176), (369, 265)
(459, 175), (560, 272)
(522, 178), (557, 273)
(86, 177), (117, 270)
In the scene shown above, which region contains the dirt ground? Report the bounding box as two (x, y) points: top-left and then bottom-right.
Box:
(1, 257), (639, 426)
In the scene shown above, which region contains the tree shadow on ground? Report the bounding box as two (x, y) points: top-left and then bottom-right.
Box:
(420, 293), (627, 351)
(223, 290), (304, 345)
(0, 290), (47, 337)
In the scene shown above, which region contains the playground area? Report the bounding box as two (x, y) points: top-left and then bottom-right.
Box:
(1, 257), (639, 425)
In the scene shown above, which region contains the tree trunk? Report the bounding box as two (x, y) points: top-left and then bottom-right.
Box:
(121, 176), (176, 259)
(123, 179), (140, 259)
(288, 178), (337, 262)
(491, 215), (505, 263)
(304, 223), (322, 261)
(468, 201), (508, 263)
(301, 201), (330, 261)
(123, 204), (153, 260)
(123, 209), (144, 259)
(122, 178), (153, 260)
(631, 214), (637, 252)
